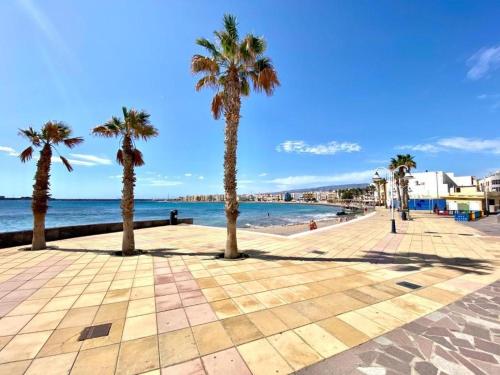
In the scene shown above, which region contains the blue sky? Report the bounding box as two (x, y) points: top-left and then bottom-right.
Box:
(0, 0), (499, 198)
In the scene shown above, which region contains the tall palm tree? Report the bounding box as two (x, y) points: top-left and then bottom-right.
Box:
(192, 14), (279, 258)
(399, 154), (416, 209)
(92, 107), (158, 255)
(19, 122), (83, 250)
(389, 154), (416, 209)
(380, 178), (388, 208)
(389, 156), (403, 209)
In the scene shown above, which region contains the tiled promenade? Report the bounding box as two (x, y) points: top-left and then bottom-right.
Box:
(0, 210), (498, 374)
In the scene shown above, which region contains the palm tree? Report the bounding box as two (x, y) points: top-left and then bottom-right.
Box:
(19, 122), (83, 250)
(380, 178), (388, 208)
(389, 156), (403, 209)
(92, 107), (158, 255)
(192, 14), (279, 258)
(399, 154), (416, 209)
(389, 154), (416, 209)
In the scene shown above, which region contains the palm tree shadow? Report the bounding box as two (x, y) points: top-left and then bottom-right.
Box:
(243, 249), (493, 275)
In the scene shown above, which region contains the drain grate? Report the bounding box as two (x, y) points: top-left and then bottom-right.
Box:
(396, 281), (422, 290)
(310, 250), (326, 255)
(78, 323), (112, 341)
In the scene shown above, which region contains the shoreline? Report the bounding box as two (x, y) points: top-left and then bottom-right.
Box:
(243, 215), (362, 236)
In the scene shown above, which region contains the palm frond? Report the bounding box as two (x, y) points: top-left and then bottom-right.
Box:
(60, 156), (73, 172)
(18, 127), (42, 146)
(116, 149), (124, 166)
(241, 34), (266, 60)
(132, 148), (145, 166)
(223, 14), (238, 41)
(240, 76), (250, 96)
(191, 55), (219, 75)
(196, 75), (219, 91)
(92, 118), (123, 138)
(251, 58), (280, 95)
(19, 146), (33, 162)
(196, 38), (221, 58)
(63, 137), (84, 149)
(211, 92), (225, 120)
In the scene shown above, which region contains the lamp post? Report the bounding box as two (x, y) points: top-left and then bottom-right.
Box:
(373, 166), (413, 234)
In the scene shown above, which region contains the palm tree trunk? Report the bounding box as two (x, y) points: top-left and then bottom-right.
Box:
(32, 144), (52, 250)
(395, 179), (402, 210)
(376, 182), (381, 206)
(383, 183), (388, 208)
(223, 69), (241, 259)
(121, 136), (135, 255)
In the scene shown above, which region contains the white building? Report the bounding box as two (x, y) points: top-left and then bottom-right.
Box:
(479, 171), (500, 193)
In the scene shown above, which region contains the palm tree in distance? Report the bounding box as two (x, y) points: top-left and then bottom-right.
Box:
(92, 107), (158, 256)
(19, 122), (83, 250)
(192, 14), (280, 259)
(399, 154), (417, 209)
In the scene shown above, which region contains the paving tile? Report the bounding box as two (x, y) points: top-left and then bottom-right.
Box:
(295, 323), (348, 358)
(271, 305), (311, 329)
(0, 314), (34, 335)
(0, 360), (32, 375)
(40, 295), (78, 312)
(102, 288), (131, 304)
(122, 313), (157, 341)
(155, 283), (178, 297)
(247, 309), (288, 336)
(94, 301), (128, 323)
(185, 303), (218, 326)
(161, 358), (205, 375)
(268, 330), (322, 370)
(237, 338), (293, 375)
(71, 291), (106, 308)
(157, 308), (189, 333)
(0, 330), (52, 363)
(158, 327), (199, 367)
(202, 347), (251, 375)
(317, 316), (370, 347)
(71, 344), (119, 375)
(202, 287), (228, 302)
(7, 299), (48, 316)
(156, 293), (182, 312)
(116, 335), (160, 375)
(58, 306), (98, 329)
(37, 325), (83, 357)
(221, 315), (263, 345)
(127, 297), (156, 317)
(210, 299), (242, 319)
(25, 351), (77, 375)
(192, 321), (234, 356)
(21, 310), (67, 333)
(233, 295), (266, 313)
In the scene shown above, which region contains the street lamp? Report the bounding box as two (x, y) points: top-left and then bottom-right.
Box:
(373, 165), (413, 234)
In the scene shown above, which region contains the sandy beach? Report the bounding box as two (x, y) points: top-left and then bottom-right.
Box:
(244, 215), (360, 236)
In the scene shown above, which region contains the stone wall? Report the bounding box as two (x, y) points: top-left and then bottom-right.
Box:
(0, 218), (194, 248)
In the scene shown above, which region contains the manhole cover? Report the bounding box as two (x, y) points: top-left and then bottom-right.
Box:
(78, 323), (112, 341)
(396, 281), (422, 290)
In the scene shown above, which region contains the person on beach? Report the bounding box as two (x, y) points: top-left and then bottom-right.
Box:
(309, 219), (317, 230)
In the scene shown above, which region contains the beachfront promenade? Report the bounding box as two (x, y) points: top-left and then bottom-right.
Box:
(0, 210), (498, 374)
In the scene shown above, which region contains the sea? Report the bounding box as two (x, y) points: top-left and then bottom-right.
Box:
(0, 200), (342, 233)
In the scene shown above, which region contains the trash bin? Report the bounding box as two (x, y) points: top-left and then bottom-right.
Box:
(170, 210), (178, 225)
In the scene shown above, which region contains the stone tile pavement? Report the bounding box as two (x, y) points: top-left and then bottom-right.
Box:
(297, 280), (500, 375)
(0, 210), (497, 374)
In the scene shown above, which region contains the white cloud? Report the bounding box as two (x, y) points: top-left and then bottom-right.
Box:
(397, 144), (441, 153)
(276, 140), (361, 155)
(0, 146), (18, 157)
(184, 173), (192, 177)
(137, 175), (183, 187)
(198, 176), (205, 180)
(267, 170), (373, 188)
(69, 153), (112, 165)
(258, 172), (268, 177)
(467, 46), (500, 80)
(397, 137), (500, 155)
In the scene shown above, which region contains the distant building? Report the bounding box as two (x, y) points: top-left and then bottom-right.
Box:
(479, 171), (500, 193)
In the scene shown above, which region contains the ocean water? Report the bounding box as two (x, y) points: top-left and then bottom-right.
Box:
(0, 200), (342, 233)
